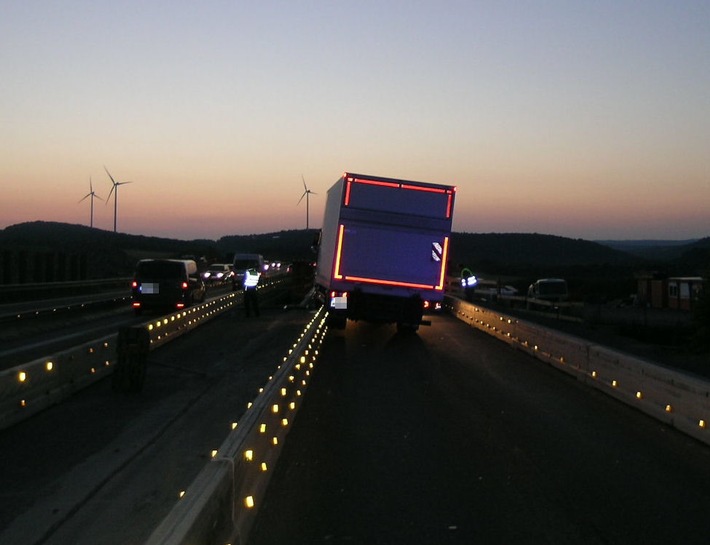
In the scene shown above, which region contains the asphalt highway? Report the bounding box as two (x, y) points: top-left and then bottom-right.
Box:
(249, 312), (710, 545)
(2, 303), (710, 545)
(0, 303), (314, 545)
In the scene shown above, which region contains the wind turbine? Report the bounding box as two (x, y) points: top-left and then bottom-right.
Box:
(104, 166), (132, 233)
(297, 175), (317, 229)
(78, 177), (103, 228)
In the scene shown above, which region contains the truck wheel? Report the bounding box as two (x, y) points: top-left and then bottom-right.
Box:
(327, 314), (347, 330)
(396, 322), (419, 334)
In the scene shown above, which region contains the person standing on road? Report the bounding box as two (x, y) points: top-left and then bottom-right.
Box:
(243, 267), (261, 317)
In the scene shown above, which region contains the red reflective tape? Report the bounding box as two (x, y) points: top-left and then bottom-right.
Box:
(344, 179), (352, 206)
(351, 178), (400, 189)
(343, 275), (437, 290)
(333, 224), (345, 279)
(400, 183), (446, 193)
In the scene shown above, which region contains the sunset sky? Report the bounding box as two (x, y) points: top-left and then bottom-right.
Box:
(2, 1), (708, 241)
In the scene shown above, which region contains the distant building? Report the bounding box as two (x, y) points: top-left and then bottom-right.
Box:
(668, 277), (704, 311)
(636, 272), (704, 311)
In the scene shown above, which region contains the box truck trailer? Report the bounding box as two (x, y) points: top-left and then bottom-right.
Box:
(314, 172), (456, 331)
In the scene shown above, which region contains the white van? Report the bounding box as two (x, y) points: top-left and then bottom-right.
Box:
(232, 253), (264, 290)
(527, 278), (568, 302)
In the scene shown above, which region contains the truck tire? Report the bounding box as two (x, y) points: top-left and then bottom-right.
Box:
(327, 314), (347, 330)
(396, 322), (419, 334)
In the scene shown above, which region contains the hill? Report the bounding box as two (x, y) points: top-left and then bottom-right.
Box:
(597, 239), (702, 261)
(1, 222), (707, 288)
(451, 232), (636, 272)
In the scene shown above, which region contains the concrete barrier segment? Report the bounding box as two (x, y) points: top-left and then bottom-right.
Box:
(446, 296), (710, 447)
(145, 307), (328, 545)
(0, 333), (117, 430)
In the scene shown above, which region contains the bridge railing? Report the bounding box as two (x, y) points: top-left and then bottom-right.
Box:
(447, 296), (710, 446)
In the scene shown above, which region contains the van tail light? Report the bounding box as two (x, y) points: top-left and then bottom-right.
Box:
(132, 280), (139, 289)
(181, 281), (189, 290)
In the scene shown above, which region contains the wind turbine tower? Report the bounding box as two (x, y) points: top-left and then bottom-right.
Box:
(78, 177), (102, 228)
(104, 166), (133, 233)
(298, 175), (317, 229)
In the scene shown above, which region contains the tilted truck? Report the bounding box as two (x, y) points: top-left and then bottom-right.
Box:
(315, 172), (456, 331)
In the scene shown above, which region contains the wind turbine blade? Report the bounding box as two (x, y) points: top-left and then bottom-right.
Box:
(302, 175), (307, 191)
(297, 190), (307, 205)
(104, 166), (117, 186)
(78, 193), (91, 203)
(106, 184), (115, 203)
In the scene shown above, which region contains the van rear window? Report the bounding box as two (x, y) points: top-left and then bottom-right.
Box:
(234, 259), (260, 270)
(136, 261), (183, 278)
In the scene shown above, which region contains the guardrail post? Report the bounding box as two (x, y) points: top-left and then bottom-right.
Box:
(113, 326), (150, 393)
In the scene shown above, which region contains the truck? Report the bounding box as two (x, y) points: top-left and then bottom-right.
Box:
(314, 172), (456, 331)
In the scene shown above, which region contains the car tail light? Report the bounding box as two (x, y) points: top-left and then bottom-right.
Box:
(132, 302), (141, 309)
(132, 280), (139, 289)
(181, 281), (189, 290)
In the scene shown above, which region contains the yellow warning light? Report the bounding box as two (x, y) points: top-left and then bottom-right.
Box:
(18, 371), (27, 383)
(244, 496), (255, 508)
(244, 450), (254, 462)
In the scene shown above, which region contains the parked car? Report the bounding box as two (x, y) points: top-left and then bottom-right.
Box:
(131, 259), (206, 315)
(202, 263), (234, 284)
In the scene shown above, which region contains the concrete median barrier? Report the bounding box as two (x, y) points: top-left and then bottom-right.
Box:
(145, 307), (328, 545)
(447, 296), (710, 446)
(0, 291), (243, 430)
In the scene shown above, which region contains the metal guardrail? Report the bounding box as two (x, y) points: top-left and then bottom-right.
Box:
(447, 296), (710, 447)
(0, 278), (291, 430)
(145, 306), (328, 545)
